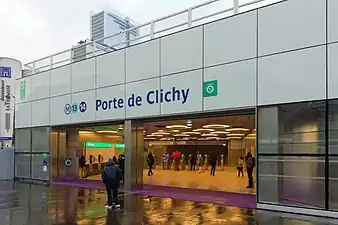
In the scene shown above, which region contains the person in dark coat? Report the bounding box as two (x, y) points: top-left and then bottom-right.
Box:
(118, 154), (125, 183)
(245, 152), (255, 188)
(147, 153), (155, 176)
(102, 158), (122, 209)
(79, 155), (86, 178)
(209, 154), (217, 176)
(190, 155), (196, 171)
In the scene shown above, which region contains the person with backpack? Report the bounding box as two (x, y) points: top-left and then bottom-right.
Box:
(245, 152), (255, 188)
(102, 158), (122, 209)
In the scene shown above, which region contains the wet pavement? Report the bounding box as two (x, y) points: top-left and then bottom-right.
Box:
(0, 181), (337, 224)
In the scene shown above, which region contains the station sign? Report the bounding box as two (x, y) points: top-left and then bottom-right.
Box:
(84, 142), (112, 148)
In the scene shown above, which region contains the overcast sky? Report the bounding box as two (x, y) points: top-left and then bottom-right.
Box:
(0, 0), (280, 64)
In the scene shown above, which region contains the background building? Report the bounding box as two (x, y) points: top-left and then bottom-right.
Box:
(71, 8), (139, 62)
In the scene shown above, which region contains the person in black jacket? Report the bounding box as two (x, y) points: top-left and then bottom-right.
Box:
(79, 155), (86, 178)
(209, 154), (217, 176)
(147, 153), (154, 176)
(102, 158), (122, 209)
(118, 154), (125, 183)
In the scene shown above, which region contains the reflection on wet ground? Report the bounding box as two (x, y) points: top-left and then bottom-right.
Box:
(0, 181), (337, 225)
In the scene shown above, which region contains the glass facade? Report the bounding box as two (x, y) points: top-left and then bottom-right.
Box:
(14, 127), (50, 180)
(257, 100), (338, 211)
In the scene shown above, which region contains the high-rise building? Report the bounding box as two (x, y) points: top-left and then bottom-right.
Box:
(71, 8), (139, 62)
(90, 8), (139, 48)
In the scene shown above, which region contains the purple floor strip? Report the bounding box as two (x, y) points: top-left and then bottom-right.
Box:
(52, 180), (256, 209)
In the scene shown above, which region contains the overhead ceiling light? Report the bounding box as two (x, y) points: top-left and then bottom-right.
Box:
(177, 137), (189, 141)
(203, 124), (230, 129)
(211, 131), (230, 135)
(171, 130), (180, 133)
(218, 138), (227, 140)
(119, 125), (124, 130)
(227, 133), (245, 137)
(144, 138), (156, 140)
(182, 131), (201, 135)
(226, 137), (243, 140)
(79, 131), (94, 134)
(197, 138), (207, 141)
(206, 137), (218, 140)
(96, 130), (118, 134)
(226, 128), (249, 132)
(152, 131), (170, 135)
(189, 137), (198, 140)
(193, 128), (215, 132)
(201, 133), (218, 137)
(160, 137), (174, 141)
(166, 125), (189, 129)
(247, 133), (256, 137)
(147, 134), (163, 137)
(173, 134), (190, 137)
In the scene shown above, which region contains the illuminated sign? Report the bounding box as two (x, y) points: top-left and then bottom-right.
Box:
(84, 142), (112, 148)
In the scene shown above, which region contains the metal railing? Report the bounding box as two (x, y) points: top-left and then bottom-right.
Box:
(23, 0), (284, 76)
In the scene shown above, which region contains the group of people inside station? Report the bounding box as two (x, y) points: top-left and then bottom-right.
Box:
(146, 151), (256, 189)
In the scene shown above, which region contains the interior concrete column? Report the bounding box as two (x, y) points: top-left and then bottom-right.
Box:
(258, 106), (279, 203)
(124, 120), (144, 191)
(228, 139), (243, 166)
(65, 128), (80, 180)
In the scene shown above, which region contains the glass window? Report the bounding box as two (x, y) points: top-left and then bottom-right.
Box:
(31, 154), (49, 180)
(32, 127), (50, 152)
(258, 101), (326, 155)
(15, 154), (31, 178)
(329, 99), (338, 154)
(15, 129), (31, 152)
(258, 155), (325, 208)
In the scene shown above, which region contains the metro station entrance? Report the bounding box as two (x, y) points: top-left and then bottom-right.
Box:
(142, 112), (256, 195)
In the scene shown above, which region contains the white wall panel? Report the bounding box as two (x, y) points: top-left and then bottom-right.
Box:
(31, 99), (49, 126)
(96, 85), (125, 121)
(204, 59), (256, 111)
(50, 65), (71, 97)
(126, 39), (160, 82)
(15, 77), (31, 104)
(258, 0), (326, 56)
(328, 0), (338, 43)
(161, 70), (202, 115)
(258, 46), (326, 105)
(96, 50), (125, 88)
(71, 90), (96, 123)
(49, 95), (71, 125)
(161, 27), (202, 75)
(30, 71), (50, 101)
(328, 43), (338, 99)
(71, 58), (95, 92)
(126, 78), (160, 118)
(204, 10), (257, 67)
(15, 103), (31, 128)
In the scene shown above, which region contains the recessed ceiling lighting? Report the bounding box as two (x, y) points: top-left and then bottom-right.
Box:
(227, 133), (245, 136)
(152, 131), (170, 135)
(171, 130), (180, 133)
(166, 125), (189, 129)
(211, 131), (230, 135)
(193, 128), (215, 132)
(173, 134), (190, 137)
(96, 130), (118, 134)
(226, 128), (249, 132)
(144, 137), (156, 140)
(203, 124), (230, 129)
(79, 131), (94, 134)
(160, 137), (174, 141)
(147, 134), (163, 137)
(226, 137), (243, 140)
(182, 132), (201, 135)
(201, 133), (218, 137)
(197, 138), (207, 141)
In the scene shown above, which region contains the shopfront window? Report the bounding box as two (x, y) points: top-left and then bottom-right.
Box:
(257, 101), (326, 209)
